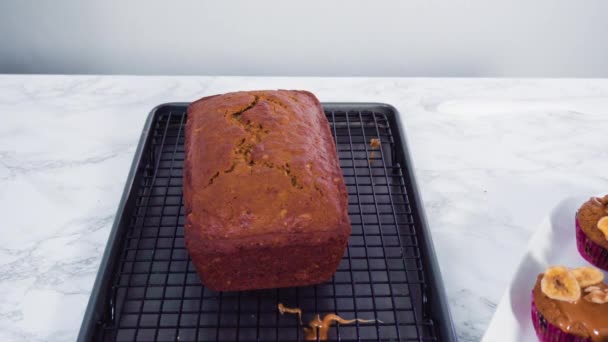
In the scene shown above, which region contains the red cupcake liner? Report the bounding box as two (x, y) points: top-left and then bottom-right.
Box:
(575, 215), (608, 271)
(531, 291), (591, 342)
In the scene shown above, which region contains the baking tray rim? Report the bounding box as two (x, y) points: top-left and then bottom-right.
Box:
(77, 102), (456, 342)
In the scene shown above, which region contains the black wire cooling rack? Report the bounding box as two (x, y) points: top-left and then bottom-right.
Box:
(78, 103), (455, 342)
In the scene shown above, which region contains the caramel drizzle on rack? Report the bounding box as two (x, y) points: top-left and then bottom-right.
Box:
(304, 314), (377, 341)
(277, 303), (302, 324)
(278, 303), (379, 341)
(369, 138), (381, 164)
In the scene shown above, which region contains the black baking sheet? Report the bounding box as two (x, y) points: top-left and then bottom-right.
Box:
(78, 103), (456, 342)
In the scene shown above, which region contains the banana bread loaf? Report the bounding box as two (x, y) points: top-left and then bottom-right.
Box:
(183, 90), (351, 291)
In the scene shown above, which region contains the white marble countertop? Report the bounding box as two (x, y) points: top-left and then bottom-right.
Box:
(1, 75), (607, 342)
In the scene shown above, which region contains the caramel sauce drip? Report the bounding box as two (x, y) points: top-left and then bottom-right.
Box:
(278, 303), (378, 341)
(277, 303), (303, 324)
(304, 314), (377, 341)
(369, 138), (381, 164)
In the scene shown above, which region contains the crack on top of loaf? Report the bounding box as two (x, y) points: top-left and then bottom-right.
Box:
(285, 93), (300, 103)
(260, 95), (291, 112)
(282, 163), (303, 189)
(207, 171), (220, 186)
(232, 95), (260, 120)
(229, 96), (270, 166)
(224, 163), (236, 173)
(206, 93), (307, 190)
(258, 161), (304, 190)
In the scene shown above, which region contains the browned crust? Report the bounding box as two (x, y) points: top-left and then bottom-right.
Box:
(186, 229), (348, 291)
(577, 195), (608, 249)
(183, 90), (351, 290)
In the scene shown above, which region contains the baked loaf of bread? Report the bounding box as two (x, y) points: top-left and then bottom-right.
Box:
(183, 90), (351, 291)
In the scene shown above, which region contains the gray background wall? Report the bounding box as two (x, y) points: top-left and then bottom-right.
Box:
(1, 0), (607, 77)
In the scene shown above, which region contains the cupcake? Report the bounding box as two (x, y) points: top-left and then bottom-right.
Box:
(576, 195), (608, 271)
(531, 265), (608, 341)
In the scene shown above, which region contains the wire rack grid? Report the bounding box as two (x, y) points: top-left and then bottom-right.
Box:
(95, 106), (439, 342)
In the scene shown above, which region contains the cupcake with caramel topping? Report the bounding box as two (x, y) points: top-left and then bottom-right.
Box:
(531, 265), (608, 341)
(576, 195), (608, 271)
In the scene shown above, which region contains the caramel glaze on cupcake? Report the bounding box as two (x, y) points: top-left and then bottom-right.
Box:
(532, 266), (608, 341)
(533, 276), (608, 340)
(578, 195), (608, 250)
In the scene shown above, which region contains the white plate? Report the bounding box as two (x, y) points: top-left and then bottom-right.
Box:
(482, 195), (608, 342)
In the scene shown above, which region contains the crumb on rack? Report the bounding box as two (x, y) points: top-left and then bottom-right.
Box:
(369, 138), (381, 164)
